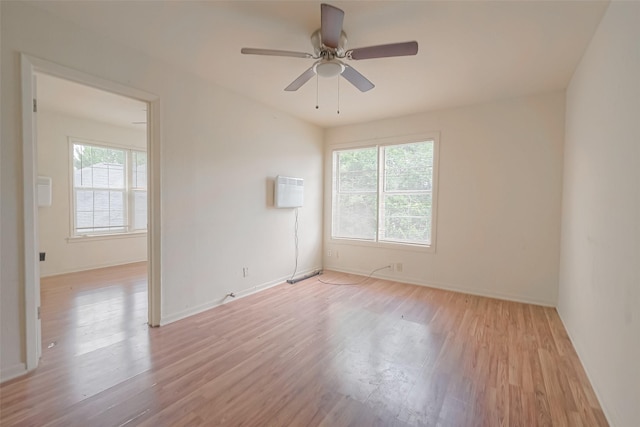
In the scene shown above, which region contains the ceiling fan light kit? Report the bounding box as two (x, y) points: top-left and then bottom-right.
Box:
(241, 3), (419, 111)
(314, 60), (344, 78)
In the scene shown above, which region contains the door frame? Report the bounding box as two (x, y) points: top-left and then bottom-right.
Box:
(21, 54), (162, 371)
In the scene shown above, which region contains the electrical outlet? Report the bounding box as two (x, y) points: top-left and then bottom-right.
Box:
(242, 267), (249, 277)
(327, 249), (332, 257)
(395, 263), (403, 273)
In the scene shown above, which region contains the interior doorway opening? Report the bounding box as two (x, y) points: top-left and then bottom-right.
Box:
(21, 55), (161, 371)
(36, 73), (150, 362)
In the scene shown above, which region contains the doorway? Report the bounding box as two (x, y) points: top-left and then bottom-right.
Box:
(21, 55), (161, 371)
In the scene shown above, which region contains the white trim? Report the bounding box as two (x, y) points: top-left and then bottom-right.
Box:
(0, 363), (27, 383)
(160, 267), (321, 326)
(20, 54), (163, 371)
(21, 55), (40, 371)
(327, 132), (441, 150)
(147, 98), (162, 327)
(66, 231), (147, 243)
(326, 266), (557, 307)
(68, 137), (147, 237)
(328, 133), (440, 253)
(147, 97), (162, 326)
(67, 139), (74, 237)
(329, 237), (433, 253)
(27, 56), (160, 103)
(68, 135), (146, 152)
(40, 260), (148, 279)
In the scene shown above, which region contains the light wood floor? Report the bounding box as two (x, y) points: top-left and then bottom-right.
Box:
(0, 263), (607, 426)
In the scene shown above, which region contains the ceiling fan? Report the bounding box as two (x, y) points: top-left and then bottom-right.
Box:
(241, 3), (418, 93)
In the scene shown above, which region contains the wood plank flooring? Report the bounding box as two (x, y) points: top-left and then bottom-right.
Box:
(0, 264), (607, 426)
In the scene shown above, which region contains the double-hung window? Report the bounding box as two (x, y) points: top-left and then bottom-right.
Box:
(331, 137), (437, 248)
(71, 139), (147, 236)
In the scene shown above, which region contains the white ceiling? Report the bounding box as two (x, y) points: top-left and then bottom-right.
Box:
(32, 1), (609, 128)
(36, 73), (148, 131)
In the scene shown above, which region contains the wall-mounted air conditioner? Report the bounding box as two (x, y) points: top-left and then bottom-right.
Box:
(37, 176), (52, 207)
(275, 175), (303, 208)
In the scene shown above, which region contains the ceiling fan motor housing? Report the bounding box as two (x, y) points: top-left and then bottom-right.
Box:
(311, 29), (348, 58)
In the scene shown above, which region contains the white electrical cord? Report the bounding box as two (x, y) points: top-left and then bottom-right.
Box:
(318, 265), (391, 286)
(289, 207), (299, 281)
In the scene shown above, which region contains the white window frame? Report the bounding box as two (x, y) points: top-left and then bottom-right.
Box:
(329, 133), (439, 253)
(68, 137), (147, 239)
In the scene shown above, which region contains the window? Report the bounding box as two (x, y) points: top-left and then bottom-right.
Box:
(72, 140), (147, 236)
(331, 138), (436, 247)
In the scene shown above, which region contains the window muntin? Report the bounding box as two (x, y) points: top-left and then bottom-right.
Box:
(332, 140), (435, 247)
(72, 141), (147, 236)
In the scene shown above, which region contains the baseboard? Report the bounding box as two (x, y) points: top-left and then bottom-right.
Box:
(555, 309), (614, 427)
(325, 266), (556, 307)
(160, 267), (322, 326)
(0, 363), (27, 383)
(40, 259), (147, 278)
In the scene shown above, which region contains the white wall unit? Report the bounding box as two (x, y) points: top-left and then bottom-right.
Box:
(275, 175), (304, 208)
(37, 176), (52, 207)
(37, 110), (147, 277)
(1, 1), (323, 380)
(559, 2), (640, 426)
(325, 92), (565, 306)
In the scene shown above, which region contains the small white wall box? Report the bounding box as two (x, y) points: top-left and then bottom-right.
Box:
(37, 176), (52, 207)
(275, 175), (304, 208)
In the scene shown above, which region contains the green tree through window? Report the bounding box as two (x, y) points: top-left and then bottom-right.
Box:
(332, 140), (435, 246)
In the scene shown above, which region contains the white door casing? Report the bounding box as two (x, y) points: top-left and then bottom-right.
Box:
(20, 54), (162, 373)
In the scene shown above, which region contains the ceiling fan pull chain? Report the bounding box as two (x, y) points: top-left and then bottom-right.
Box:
(316, 74), (319, 109)
(337, 76), (341, 114)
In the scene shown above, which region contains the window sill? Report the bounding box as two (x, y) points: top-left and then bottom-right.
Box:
(67, 231), (147, 244)
(330, 237), (435, 253)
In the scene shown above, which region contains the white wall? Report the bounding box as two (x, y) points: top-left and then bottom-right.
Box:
(1, 2), (323, 380)
(37, 110), (147, 277)
(325, 92), (565, 306)
(559, 2), (640, 426)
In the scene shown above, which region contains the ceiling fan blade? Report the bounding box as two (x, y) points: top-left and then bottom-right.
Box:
(348, 41), (418, 60)
(321, 3), (344, 49)
(341, 65), (374, 92)
(284, 67), (316, 91)
(241, 48), (313, 59)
